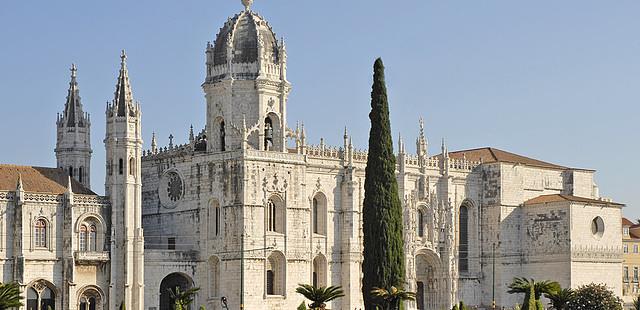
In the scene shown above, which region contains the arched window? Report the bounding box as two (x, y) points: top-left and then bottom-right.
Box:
(79, 225), (87, 251)
(312, 255), (327, 288)
(78, 288), (101, 310)
(27, 281), (56, 310)
(266, 252), (285, 295)
(209, 201), (221, 238)
(418, 209), (424, 237)
(266, 197), (285, 234)
(459, 205), (469, 273)
(34, 219), (47, 248)
(267, 200), (276, 232)
(312, 194), (327, 235)
(129, 158), (135, 175)
(264, 117), (273, 151)
(89, 225), (97, 251)
(118, 158), (123, 175)
(219, 120), (226, 152)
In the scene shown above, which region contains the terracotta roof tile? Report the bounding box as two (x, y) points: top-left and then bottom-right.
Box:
(444, 147), (568, 170)
(0, 164), (95, 195)
(623, 217), (636, 227)
(523, 194), (624, 206)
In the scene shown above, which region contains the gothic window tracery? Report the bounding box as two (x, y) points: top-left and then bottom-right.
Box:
(418, 209), (425, 237)
(266, 252), (285, 295)
(26, 281), (56, 310)
(79, 220), (99, 251)
(167, 173), (183, 202)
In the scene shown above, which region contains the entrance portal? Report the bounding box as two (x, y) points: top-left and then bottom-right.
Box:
(159, 273), (193, 310)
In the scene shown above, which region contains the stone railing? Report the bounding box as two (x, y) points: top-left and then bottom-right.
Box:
(143, 143), (192, 158)
(73, 195), (110, 206)
(571, 244), (623, 261)
(75, 251), (110, 263)
(306, 144), (342, 160)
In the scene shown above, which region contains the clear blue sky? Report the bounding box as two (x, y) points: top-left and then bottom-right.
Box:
(1, 1), (638, 217)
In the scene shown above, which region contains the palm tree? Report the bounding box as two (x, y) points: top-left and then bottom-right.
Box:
(507, 278), (560, 310)
(168, 286), (200, 310)
(370, 286), (416, 310)
(633, 294), (640, 310)
(296, 284), (345, 310)
(545, 288), (574, 310)
(0, 282), (24, 310)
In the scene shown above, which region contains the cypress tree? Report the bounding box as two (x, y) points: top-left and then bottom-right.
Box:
(362, 58), (405, 310)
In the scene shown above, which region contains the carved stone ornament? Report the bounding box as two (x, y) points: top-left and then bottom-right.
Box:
(263, 172), (288, 193)
(159, 170), (184, 209)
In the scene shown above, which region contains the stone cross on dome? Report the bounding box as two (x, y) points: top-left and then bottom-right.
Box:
(242, 0), (253, 11)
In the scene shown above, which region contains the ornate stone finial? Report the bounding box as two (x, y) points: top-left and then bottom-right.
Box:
(241, 0), (253, 11)
(419, 117), (425, 135)
(120, 49), (127, 63)
(189, 125), (195, 143)
(151, 132), (158, 153)
(169, 134), (174, 149)
(70, 63), (77, 78)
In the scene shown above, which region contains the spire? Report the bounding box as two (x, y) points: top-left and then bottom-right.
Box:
(151, 132), (158, 154)
(241, 0), (253, 11)
(113, 50), (134, 117)
(66, 175), (74, 194)
(63, 63), (86, 127)
(16, 174), (24, 205)
(416, 117), (428, 157)
(441, 137), (448, 158)
(398, 132), (405, 154)
(189, 125), (195, 143)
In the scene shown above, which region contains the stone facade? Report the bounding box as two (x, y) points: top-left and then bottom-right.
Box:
(622, 218), (640, 306)
(1, 2), (625, 310)
(138, 3), (624, 310)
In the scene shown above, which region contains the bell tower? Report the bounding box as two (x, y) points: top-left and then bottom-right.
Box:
(56, 64), (92, 189)
(203, 1), (291, 152)
(104, 51), (145, 310)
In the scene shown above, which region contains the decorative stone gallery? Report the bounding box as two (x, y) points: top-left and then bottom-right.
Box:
(0, 1), (623, 310)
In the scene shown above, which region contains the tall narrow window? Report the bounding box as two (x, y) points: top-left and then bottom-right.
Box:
(79, 167), (83, 183)
(34, 219), (47, 248)
(313, 198), (319, 234)
(264, 117), (273, 151)
(89, 225), (97, 251)
(168, 237), (176, 250)
(215, 207), (220, 236)
(79, 224), (87, 251)
(418, 209), (424, 237)
(267, 200), (276, 232)
(312, 194), (327, 235)
(220, 120), (226, 151)
(69, 166), (73, 177)
(118, 158), (123, 175)
(266, 270), (275, 295)
(459, 205), (469, 272)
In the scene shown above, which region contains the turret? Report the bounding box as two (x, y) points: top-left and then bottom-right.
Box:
(55, 64), (92, 188)
(203, 1), (291, 152)
(104, 50), (145, 310)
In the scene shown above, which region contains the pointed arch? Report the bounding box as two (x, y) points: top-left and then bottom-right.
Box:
(26, 279), (58, 310)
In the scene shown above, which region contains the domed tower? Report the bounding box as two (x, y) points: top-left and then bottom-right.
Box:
(203, 0), (291, 152)
(56, 64), (92, 189)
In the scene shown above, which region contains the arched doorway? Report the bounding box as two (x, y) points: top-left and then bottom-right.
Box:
(78, 286), (103, 310)
(159, 273), (194, 310)
(415, 251), (446, 310)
